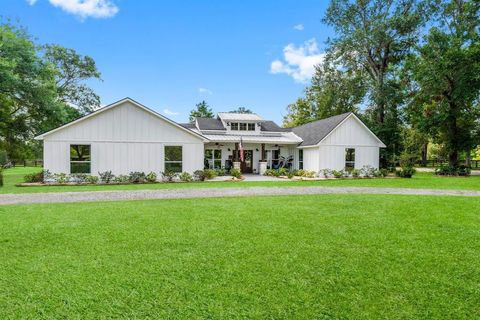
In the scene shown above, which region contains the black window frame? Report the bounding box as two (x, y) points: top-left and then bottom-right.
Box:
(164, 145), (183, 173)
(345, 148), (355, 171)
(70, 144), (91, 174)
(298, 149), (303, 170)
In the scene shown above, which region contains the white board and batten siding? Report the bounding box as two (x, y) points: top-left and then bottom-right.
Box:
(303, 115), (384, 172)
(41, 100), (205, 175)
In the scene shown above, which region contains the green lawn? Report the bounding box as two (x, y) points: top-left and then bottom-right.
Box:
(1, 195), (479, 318)
(2, 166), (480, 194)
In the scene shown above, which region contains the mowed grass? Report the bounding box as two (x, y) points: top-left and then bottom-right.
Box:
(1, 195), (479, 319)
(2, 166), (480, 194)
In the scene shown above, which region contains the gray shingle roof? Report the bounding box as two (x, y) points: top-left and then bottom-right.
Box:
(292, 112), (352, 146)
(196, 117), (226, 130)
(179, 123), (197, 129)
(260, 121), (292, 132)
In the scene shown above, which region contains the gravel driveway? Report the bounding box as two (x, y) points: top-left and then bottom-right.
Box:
(1, 186), (480, 205)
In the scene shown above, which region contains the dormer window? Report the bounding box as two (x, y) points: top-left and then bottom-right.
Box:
(230, 122), (256, 131)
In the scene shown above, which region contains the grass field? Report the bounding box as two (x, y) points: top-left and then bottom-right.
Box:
(2, 166), (480, 194)
(1, 195), (479, 318)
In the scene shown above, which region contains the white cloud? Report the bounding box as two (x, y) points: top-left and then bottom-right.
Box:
(163, 109), (179, 116)
(198, 88), (213, 95)
(270, 38), (325, 83)
(293, 24), (304, 31)
(47, 0), (119, 19)
(26, 0), (38, 5)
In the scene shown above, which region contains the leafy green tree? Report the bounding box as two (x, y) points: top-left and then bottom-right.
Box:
(189, 101), (214, 121)
(283, 56), (365, 127)
(230, 107), (253, 114)
(0, 21), (102, 160)
(406, 0), (480, 167)
(44, 44), (102, 113)
(323, 0), (428, 165)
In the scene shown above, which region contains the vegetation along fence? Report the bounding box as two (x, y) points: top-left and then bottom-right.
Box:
(417, 160), (480, 168)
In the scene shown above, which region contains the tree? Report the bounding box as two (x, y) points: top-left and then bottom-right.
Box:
(0, 21), (102, 160)
(406, 0), (480, 167)
(44, 44), (102, 113)
(230, 107), (253, 114)
(283, 56), (365, 127)
(323, 0), (428, 165)
(189, 101), (214, 121)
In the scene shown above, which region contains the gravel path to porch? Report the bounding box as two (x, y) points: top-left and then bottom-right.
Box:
(1, 186), (480, 205)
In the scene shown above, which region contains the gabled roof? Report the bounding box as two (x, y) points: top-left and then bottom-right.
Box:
(34, 97), (207, 141)
(196, 117), (226, 130)
(292, 112), (386, 147)
(217, 112), (263, 121)
(260, 121), (292, 132)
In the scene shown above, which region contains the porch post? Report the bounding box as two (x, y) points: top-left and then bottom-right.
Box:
(259, 143), (267, 175)
(234, 143), (239, 161)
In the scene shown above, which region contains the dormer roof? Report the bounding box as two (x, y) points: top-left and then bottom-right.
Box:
(217, 112), (263, 121)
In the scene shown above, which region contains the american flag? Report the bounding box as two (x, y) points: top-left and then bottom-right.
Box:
(239, 137), (244, 162)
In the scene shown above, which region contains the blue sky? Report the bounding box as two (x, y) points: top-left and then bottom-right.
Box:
(3, 0), (334, 124)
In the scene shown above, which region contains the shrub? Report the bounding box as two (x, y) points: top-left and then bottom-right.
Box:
(278, 167), (289, 176)
(85, 175), (99, 184)
(129, 171), (146, 183)
(99, 171), (115, 183)
(215, 168), (227, 176)
(351, 169), (360, 178)
(264, 169), (278, 177)
(24, 171), (44, 183)
(380, 168), (389, 177)
(322, 169), (333, 178)
(179, 172), (193, 182)
(54, 173), (68, 184)
(435, 165), (471, 176)
(161, 171), (177, 182)
(230, 168), (242, 179)
(146, 171), (158, 183)
(304, 170), (315, 178)
(360, 165), (376, 178)
(193, 170), (206, 181)
(294, 169), (305, 177)
(70, 173), (87, 183)
(114, 175), (129, 183)
(332, 170), (344, 179)
(396, 166), (416, 178)
(203, 169), (217, 180)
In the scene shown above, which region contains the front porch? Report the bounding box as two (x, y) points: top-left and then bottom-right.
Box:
(204, 142), (299, 174)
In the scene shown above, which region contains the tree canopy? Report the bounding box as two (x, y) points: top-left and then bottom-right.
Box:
(0, 21), (102, 161)
(189, 101), (214, 121)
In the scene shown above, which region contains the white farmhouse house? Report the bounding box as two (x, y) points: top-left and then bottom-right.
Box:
(35, 98), (385, 176)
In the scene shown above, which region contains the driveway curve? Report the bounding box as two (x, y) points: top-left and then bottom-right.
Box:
(1, 186), (480, 205)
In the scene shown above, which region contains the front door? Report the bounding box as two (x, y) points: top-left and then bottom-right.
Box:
(235, 150), (253, 173)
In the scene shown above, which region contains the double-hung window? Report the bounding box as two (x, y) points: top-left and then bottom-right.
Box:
(247, 123), (255, 131)
(239, 123), (247, 131)
(231, 123), (239, 130)
(345, 148), (355, 170)
(70, 145), (91, 174)
(298, 149), (303, 170)
(165, 146), (183, 173)
(204, 149), (222, 169)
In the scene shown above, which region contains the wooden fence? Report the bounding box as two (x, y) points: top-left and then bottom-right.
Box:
(10, 160), (43, 167)
(416, 159), (480, 168)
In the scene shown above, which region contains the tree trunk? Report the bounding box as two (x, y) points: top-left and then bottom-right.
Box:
(448, 150), (458, 167)
(421, 142), (428, 167)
